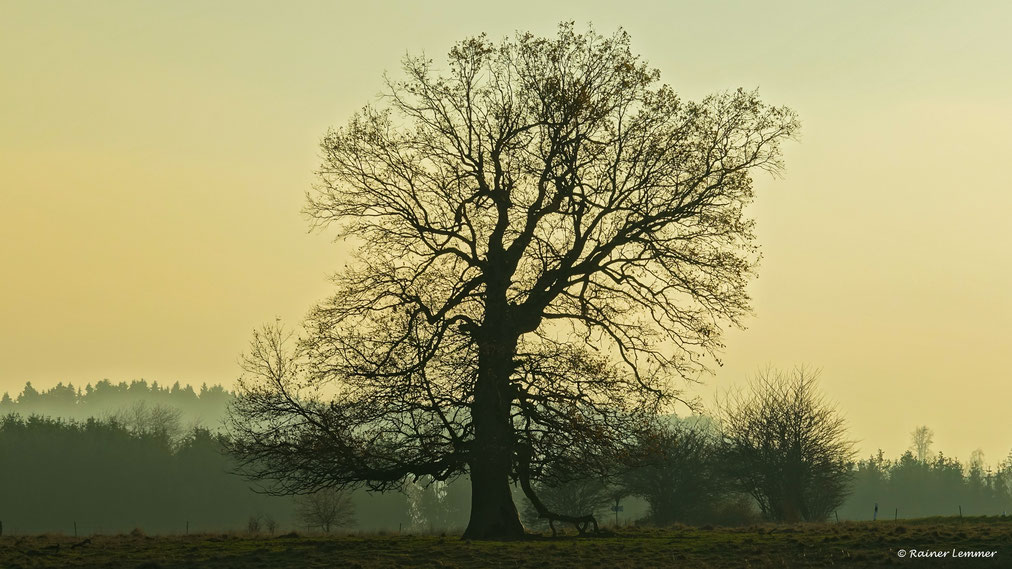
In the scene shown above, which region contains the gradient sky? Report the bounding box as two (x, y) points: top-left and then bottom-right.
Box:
(2, 1), (1010, 465)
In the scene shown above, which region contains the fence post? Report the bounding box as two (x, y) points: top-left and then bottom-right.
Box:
(74, 521), (77, 537)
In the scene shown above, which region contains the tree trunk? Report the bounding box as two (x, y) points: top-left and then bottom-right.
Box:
(462, 328), (525, 540)
(463, 450), (525, 539)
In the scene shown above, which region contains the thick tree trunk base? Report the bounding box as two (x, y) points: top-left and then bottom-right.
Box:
(464, 330), (526, 540)
(462, 467), (525, 540)
(461, 510), (526, 540)
(461, 486), (526, 539)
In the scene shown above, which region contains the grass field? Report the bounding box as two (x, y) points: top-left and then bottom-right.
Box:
(2, 517), (1010, 568)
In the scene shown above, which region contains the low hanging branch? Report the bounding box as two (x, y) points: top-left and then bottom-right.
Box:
(516, 443), (600, 537)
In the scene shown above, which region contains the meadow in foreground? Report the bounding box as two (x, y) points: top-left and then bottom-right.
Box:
(2, 517), (1010, 568)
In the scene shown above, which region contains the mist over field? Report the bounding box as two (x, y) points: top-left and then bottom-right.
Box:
(2, 380), (1009, 537)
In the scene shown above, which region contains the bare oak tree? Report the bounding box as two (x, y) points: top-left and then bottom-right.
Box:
(227, 23), (798, 539)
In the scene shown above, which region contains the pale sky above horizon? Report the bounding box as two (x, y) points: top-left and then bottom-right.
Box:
(2, 1), (1010, 465)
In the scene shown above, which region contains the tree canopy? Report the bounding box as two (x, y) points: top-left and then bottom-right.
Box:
(228, 23), (799, 539)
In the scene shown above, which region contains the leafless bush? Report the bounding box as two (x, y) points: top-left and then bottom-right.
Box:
(264, 515), (278, 535)
(719, 367), (855, 522)
(247, 514), (262, 534)
(297, 488), (355, 533)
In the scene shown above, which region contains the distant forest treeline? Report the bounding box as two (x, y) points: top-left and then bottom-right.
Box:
(0, 379), (233, 429)
(839, 449), (1012, 520)
(1, 381), (1011, 534)
(0, 381), (456, 534)
(0, 414), (288, 534)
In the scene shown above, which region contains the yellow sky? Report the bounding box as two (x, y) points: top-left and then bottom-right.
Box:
(2, 1), (1010, 464)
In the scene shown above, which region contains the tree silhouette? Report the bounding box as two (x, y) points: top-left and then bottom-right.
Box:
(0, 379), (232, 428)
(622, 418), (735, 525)
(719, 367), (854, 522)
(228, 23), (798, 539)
(910, 425), (934, 462)
(0, 415), (294, 534)
(296, 488), (355, 533)
(840, 447), (1012, 520)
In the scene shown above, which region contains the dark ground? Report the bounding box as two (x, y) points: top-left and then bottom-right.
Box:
(2, 517), (1010, 568)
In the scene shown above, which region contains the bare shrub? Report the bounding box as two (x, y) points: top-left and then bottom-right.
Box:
(297, 489), (355, 533)
(719, 367), (855, 522)
(247, 514), (262, 534)
(264, 515), (278, 535)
